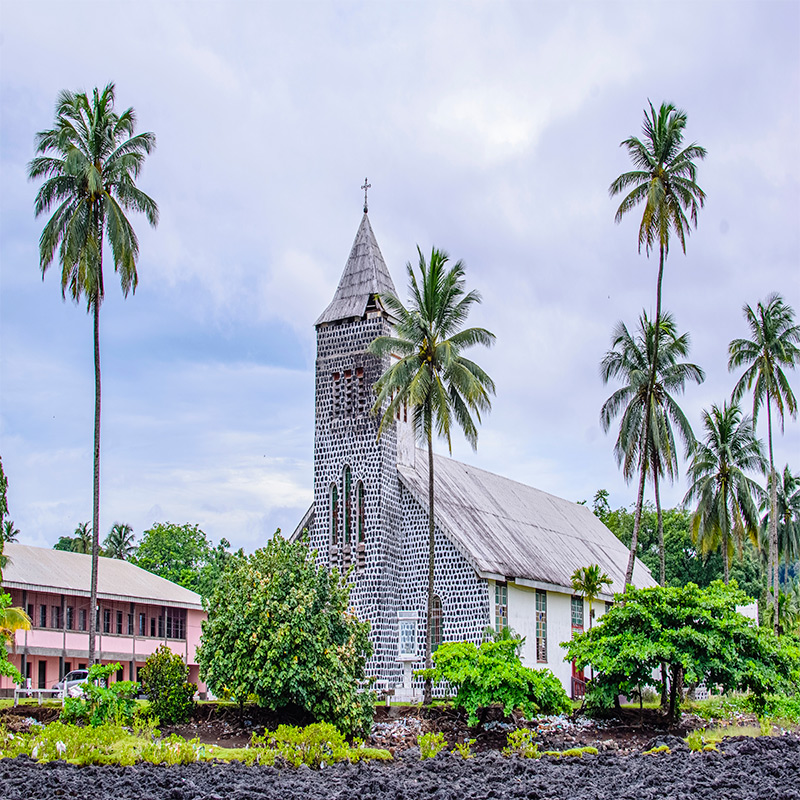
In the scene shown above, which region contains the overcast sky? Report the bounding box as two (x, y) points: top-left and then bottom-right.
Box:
(1, 0), (798, 554)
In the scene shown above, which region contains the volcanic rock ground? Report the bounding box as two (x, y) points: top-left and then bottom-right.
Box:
(1, 735), (799, 800)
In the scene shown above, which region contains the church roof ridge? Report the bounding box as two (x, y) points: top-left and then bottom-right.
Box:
(315, 213), (398, 326)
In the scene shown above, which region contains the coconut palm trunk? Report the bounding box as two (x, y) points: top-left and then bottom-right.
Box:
(654, 467), (665, 586)
(766, 397), (779, 632)
(424, 423), (435, 705)
(89, 288), (101, 664)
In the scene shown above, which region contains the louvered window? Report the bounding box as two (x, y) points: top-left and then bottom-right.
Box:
(535, 590), (547, 662)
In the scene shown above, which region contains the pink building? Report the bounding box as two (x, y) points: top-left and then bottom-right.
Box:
(0, 543), (206, 696)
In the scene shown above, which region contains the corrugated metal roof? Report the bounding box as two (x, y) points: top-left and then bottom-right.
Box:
(398, 452), (656, 596)
(315, 213), (397, 326)
(1, 543), (203, 609)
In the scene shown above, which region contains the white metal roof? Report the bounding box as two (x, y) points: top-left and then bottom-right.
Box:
(398, 451), (656, 596)
(315, 213), (397, 326)
(1, 543), (203, 609)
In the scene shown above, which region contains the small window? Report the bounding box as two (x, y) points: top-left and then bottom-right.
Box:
(571, 596), (584, 631)
(103, 609), (111, 634)
(116, 610), (123, 635)
(399, 618), (416, 657)
(51, 605), (61, 629)
(158, 616), (164, 638)
(66, 606), (74, 631)
(79, 609), (87, 632)
(431, 596), (443, 653)
(39, 605), (47, 628)
(127, 613), (134, 636)
(139, 612), (147, 636)
(535, 590), (547, 662)
(494, 582), (508, 632)
(150, 617), (156, 638)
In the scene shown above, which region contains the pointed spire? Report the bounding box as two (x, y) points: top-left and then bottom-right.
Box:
(316, 213), (397, 326)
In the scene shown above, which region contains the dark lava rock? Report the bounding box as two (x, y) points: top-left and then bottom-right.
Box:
(3, 734), (799, 800)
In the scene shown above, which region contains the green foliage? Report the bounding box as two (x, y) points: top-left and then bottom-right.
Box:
(643, 744), (670, 755)
(453, 738), (475, 759)
(561, 746), (598, 757)
(564, 582), (800, 717)
(132, 523), (230, 596)
(0, 595), (24, 683)
(503, 728), (539, 758)
(418, 731), (447, 759)
(250, 723), (391, 767)
(418, 638), (571, 727)
(598, 499), (763, 597)
(60, 663), (139, 727)
(139, 645), (196, 724)
(197, 534), (374, 737)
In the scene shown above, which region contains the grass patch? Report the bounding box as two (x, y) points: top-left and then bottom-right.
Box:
(685, 724), (777, 752)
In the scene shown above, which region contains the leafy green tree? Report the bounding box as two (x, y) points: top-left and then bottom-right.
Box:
(28, 83), (158, 664)
(132, 523), (225, 596)
(600, 312), (703, 584)
(197, 534), (373, 737)
(609, 102), (706, 587)
(684, 402), (766, 583)
(729, 294), (800, 633)
(139, 644), (196, 724)
(369, 247), (495, 704)
(571, 565), (612, 629)
(772, 465), (800, 581)
(564, 581), (800, 720)
(103, 522), (135, 560)
(417, 638), (570, 726)
(0, 595), (26, 683)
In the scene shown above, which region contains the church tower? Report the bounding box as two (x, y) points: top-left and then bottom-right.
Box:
(310, 208), (406, 686)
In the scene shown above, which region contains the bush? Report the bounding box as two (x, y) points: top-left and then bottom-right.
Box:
(139, 645), (196, 724)
(503, 728), (539, 758)
(418, 731), (447, 759)
(417, 639), (571, 726)
(197, 534), (374, 737)
(60, 663), (139, 726)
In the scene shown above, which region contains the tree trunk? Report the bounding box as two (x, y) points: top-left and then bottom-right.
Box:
(88, 293), (101, 665)
(423, 427), (435, 706)
(655, 469), (665, 587)
(626, 242), (666, 587)
(767, 398), (778, 634)
(722, 526), (730, 585)
(668, 664), (683, 722)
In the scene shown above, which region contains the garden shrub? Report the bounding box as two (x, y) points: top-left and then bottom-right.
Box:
(417, 638), (571, 726)
(139, 645), (196, 724)
(503, 728), (540, 758)
(197, 534), (375, 737)
(418, 731), (447, 759)
(60, 663), (139, 726)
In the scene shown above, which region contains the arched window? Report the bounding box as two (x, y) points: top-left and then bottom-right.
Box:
(329, 484), (339, 544)
(357, 481), (365, 542)
(343, 466), (352, 544)
(431, 595), (443, 652)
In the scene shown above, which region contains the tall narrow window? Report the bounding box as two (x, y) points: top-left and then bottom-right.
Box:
(431, 595), (443, 652)
(66, 606), (74, 631)
(357, 481), (365, 542)
(103, 609), (111, 634)
(116, 610), (123, 635)
(329, 484), (339, 544)
(535, 590), (547, 662)
(39, 605), (47, 628)
(79, 609), (87, 632)
(571, 596), (584, 632)
(343, 466), (352, 544)
(332, 372), (341, 418)
(356, 367), (365, 413)
(494, 582), (508, 632)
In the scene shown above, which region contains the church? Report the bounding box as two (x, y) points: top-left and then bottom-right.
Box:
(292, 205), (655, 699)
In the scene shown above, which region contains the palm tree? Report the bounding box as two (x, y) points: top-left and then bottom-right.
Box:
(0, 603), (32, 645)
(609, 101), (706, 587)
(683, 402), (766, 583)
(729, 294), (800, 632)
(369, 247), (495, 704)
(571, 565), (612, 629)
(72, 521), (93, 555)
(768, 464), (800, 583)
(1, 520), (19, 544)
(28, 83), (158, 663)
(104, 522), (135, 560)
(600, 312), (704, 584)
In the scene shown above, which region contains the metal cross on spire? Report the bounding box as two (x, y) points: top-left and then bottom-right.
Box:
(361, 178), (371, 213)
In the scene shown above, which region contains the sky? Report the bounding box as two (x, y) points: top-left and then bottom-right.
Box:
(1, 0), (798, 555)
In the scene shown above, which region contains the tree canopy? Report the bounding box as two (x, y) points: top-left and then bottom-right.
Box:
(196, 534), (373, 737)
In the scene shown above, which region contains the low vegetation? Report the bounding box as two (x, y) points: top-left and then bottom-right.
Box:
(139, 645), (196, 725)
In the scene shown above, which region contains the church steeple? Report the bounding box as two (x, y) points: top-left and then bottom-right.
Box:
(315, 213), (397, 326)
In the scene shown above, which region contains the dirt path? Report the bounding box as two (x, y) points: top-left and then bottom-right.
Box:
(2, 734), (798, 800)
